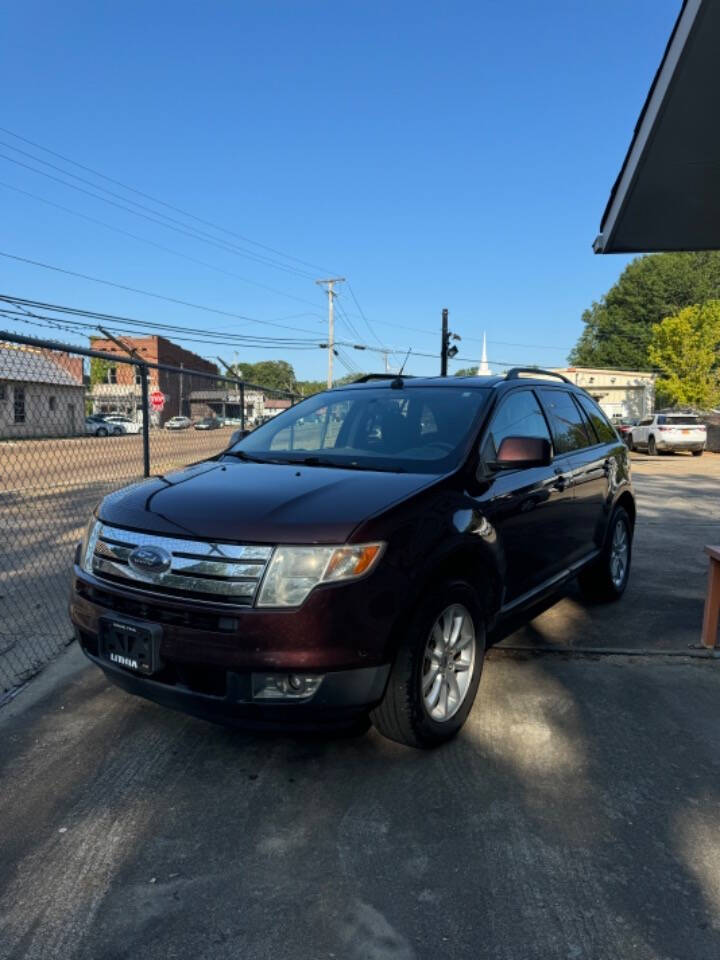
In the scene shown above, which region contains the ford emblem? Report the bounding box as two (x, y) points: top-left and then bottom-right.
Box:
(128, 545), (172, 574)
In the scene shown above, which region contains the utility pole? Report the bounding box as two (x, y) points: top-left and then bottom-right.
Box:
(440, 308), (461, 376)
(316, 277), (345, 388)
(440, 309), (449, 376)
(98, 325), (140, 419)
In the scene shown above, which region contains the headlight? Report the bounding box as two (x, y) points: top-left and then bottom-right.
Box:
(256, 543), (384, 608)
(80, 516), (101, 573)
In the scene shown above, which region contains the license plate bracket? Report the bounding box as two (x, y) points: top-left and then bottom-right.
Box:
(99, 617), (163, 676)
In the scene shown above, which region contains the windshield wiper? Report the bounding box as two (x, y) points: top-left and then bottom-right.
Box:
(224, 450), (272, 463)
(293, 456), (406, 473)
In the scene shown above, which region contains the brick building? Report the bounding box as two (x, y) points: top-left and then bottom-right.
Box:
(88, 335), (218, 424)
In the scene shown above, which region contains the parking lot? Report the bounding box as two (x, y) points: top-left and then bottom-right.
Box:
(1, 452), (719, 959)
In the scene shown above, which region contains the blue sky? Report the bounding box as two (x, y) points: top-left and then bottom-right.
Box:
(0, 0), (682, 380)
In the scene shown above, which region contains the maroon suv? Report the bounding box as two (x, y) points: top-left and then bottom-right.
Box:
(71, 370), (635, 748)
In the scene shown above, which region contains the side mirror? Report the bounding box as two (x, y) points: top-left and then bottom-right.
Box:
(491, 436), (552, 470)
(229, 428), (250, 446)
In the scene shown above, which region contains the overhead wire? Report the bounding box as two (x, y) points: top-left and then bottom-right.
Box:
(0, 125), (336, 275)
(0, 149), (319, 281)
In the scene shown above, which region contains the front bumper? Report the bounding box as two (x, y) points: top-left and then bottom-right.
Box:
(78, 635), (390, 727)
(70, 564), (398, 725)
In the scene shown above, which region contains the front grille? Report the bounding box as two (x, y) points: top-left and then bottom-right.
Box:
(89, 522), (272, 606)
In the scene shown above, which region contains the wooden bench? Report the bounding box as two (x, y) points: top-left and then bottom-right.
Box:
(701, 546), (720, 649)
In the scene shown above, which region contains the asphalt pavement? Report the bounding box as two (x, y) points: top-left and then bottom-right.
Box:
(1, 644), (719, 960)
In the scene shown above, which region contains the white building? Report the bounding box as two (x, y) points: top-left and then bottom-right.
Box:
(552, 367), (656, 420)
(0, 342), (85, 438)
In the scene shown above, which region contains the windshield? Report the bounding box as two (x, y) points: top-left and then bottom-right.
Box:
(227, 386), (491, 474)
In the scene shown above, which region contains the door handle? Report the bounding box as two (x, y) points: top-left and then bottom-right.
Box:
(552, 470), (571, 492)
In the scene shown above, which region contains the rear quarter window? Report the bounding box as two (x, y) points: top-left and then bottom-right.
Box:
(538, 389), (593, 455)
(576, 394), (617, 443)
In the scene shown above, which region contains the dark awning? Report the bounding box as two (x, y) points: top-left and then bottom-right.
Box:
(594, 0), (720, 253)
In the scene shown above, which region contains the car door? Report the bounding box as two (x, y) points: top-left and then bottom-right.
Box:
(537, 388), (610, 566)
(475, 387), (577, 604)
(634, 416), (653, 448)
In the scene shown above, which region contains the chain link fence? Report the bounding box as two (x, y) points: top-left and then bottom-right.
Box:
(0, 331), (297, 697)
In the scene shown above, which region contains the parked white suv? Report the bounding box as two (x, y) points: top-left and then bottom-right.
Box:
(630, 413), (706, 456)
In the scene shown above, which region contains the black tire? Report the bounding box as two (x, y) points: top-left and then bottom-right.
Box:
(370, 581), (485, 749)
(96, 426), (108, 437)
(648, 435), (657, 456)
(578, 506), (632, 603)
(693, 449), (704, 457)
(111, 426), (123, 435)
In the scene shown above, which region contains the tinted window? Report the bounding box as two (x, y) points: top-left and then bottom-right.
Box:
(538, 389), (592, 454)
(576, 394), (617, 443)
(657, 415), (701, 425)
(482, 390), (551, 462)
(234, 386), (490, 474)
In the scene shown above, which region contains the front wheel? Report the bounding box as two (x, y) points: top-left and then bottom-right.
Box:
(693, 449), (704, 457)
(96, 426), (108, 437)
(370, 582), (485, 749)
(648, 435), (657, 456)
(578, 506), (632, 602)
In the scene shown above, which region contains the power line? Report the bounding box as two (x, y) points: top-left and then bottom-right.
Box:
(0, 180), (329, 312)
(0, 252), (330, 337)
(0, 125), (336, 276)
(0, 150), (319, 281)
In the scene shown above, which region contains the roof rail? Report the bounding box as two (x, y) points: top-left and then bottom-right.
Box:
(349, 373), (415, 383)
(505, 367), (572, 384)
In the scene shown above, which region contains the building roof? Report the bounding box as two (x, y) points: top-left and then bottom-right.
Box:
(0, 342), (83, 387)
(594, 0), (720, 253)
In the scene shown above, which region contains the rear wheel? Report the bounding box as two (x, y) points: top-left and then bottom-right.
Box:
(578, 506), (632, 602)
(648, 435), (657, 456)
(370, 581), (485, 749)
(96, 426), (108, 437)
(693, 449), (704, 457)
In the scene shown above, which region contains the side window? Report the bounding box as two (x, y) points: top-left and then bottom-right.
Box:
(576, 394), (617, 443)
(538, 389), (592, 455)
(482, 390), (551, 462)
(639, 416), (653, 426)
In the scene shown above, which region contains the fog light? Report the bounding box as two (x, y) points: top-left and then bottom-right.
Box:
(252, 673), (324, 701)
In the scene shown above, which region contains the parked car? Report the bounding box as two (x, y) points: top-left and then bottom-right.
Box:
(102, 415), (143, 435)
(164, 416), (192, 430)
(71, 370), (634, 749)
(85, 415), (123, 437)
(194, 417), (221, 431)
(629, 412), (706, 456)
(614, 417), (639, 446)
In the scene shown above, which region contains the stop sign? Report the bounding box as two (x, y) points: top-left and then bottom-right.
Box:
(149, 390), (165, 411)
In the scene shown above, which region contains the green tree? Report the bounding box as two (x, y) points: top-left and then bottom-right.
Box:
(570, 251), (720, 369)
(230, 360), (297, 392)
(89, 357), (114, 386)
(648, 302), (720, 409)
(453, 367), (478, 377)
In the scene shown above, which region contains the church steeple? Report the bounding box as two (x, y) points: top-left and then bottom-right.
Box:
(477, 332), (491, 376)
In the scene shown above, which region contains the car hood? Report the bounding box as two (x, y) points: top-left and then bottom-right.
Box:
(98, 460), (440, 543)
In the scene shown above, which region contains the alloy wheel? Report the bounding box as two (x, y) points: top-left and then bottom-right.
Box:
(421, 603), (476, 722)
(610, 519), (629, 589)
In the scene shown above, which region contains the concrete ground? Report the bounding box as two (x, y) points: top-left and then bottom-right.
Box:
(2, 452), (720, 959)
(1, 644), (719, 960)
